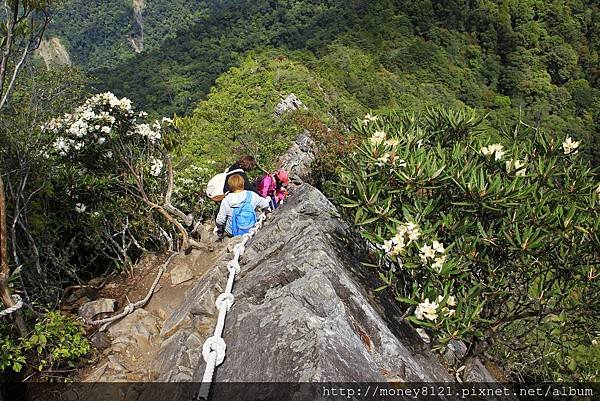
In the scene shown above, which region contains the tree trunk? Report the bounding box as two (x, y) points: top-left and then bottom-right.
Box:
(0, 176), (27, 336)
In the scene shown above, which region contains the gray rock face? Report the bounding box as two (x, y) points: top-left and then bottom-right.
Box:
(205, 184), (453, 384)
(274, 93), (305, 116)
(78, 298), (116, 320)
(277, 132), (316, 185)
(108, 308), (160, 351)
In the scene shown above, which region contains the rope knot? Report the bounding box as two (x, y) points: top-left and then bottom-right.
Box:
(202, 336), (227, 366)
(215, 293), (235, 312)
(233, 243), (245, 258)
(226, 259), (240, 274)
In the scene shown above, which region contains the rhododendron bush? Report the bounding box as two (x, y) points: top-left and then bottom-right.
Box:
(335, 108), (600, 379)
(42, 92), (194, 276)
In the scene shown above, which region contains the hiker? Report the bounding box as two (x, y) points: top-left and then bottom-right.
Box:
(216, 174), (271, 240)
(206, 155), (259, 202)
(256, 170), (290, 210)
(223, 155), (258, 194)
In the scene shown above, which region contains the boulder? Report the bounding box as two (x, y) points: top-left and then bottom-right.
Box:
(78, 298), (116, 320)
(169, 263), (194, 285)
(108, 309), (159, 351)
(274, 93), (305, 116)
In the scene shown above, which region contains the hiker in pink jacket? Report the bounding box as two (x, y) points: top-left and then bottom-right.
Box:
(256, 170), (289, 210)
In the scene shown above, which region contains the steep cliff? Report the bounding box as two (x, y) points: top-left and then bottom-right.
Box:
(37, 37), (72, 68)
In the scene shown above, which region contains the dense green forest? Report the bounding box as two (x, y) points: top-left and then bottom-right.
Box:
(84, 0), (600, 165)
(1, 0), (599, 386)
(47, 0), (211, 70)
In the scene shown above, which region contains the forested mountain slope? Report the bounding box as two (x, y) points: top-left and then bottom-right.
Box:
(46, 0), (211, 69)
(92, 0), (359, 115)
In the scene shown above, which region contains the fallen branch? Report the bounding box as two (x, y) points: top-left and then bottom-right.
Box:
(86, 251), (179, 331)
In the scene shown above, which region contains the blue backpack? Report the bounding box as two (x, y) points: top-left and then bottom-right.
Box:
(231, 191), (256, 236)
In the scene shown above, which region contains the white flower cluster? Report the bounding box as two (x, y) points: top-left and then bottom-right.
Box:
(88, 92), (132, 112)
(414, 295), (457, 322)
(420, 240), (447, 272)
(75, 203), (87, 213)
(135, 123), (162, 144)
(44, 92), (166, 157)
(44, 92), (135, 156)
(505, 158), (527, 176)
(562, 137), (580, 155)
(369, 130), (400, 148)
(149, 157), (164, 177)
(481, 144), (505, 160)
(381, 222), (421, 256)
(370, 130), (386, 145)
(362, 113), (378, 126)
(369, 131), (407, 167)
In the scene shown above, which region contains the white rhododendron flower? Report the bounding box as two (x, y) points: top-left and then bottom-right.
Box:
(75, 203), (87, 213)
(68, 120), (88, 138)
(162, 117), (173, 124)
(97, 137), (106, 145)
(406, 224), (421, 241)
(432, 240), (445, 254)
(53, 138), (69, 154)
(506, 158), (527, 176)
(436, 295), (457, 317)
(382, 239), (394, 254)
(562, 136), (580, 155)
(419, 244), (436, 262)
(136, 123), (161, 144)
(101, 126), (111, 134)
(81, 108), (96, 121)
(437, 294), (457, 307)
(362, 113), (378, 126)
(376, 152), (390, 165)
(385, 138), (399, 147)
(150, 157), (164, 177)
(370, 130), (386, 145)
(381, 222), (421, 257)
(481, 143), (505, 160)
(415, 298), (439, 321)
(431, 255), (447, 272)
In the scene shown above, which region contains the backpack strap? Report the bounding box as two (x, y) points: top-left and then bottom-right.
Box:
(243, 190), (253, 205)
(225, 168), (244, 175)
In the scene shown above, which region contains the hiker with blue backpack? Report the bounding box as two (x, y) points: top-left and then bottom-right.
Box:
(216, 174), (271, 240)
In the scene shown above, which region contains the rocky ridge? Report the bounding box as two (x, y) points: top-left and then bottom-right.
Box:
(77, 132), (505, 401)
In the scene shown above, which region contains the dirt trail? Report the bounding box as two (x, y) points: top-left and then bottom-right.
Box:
(78, 237), (228, 382)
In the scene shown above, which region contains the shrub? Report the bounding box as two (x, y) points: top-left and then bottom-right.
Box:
(0, 312), (90, 374)
(335, 107), (600, 379)
(43, 92), (194, 277)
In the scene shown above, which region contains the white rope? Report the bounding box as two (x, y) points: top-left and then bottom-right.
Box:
(197, 213), (267, 400)
(0, 294), (23, 317)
